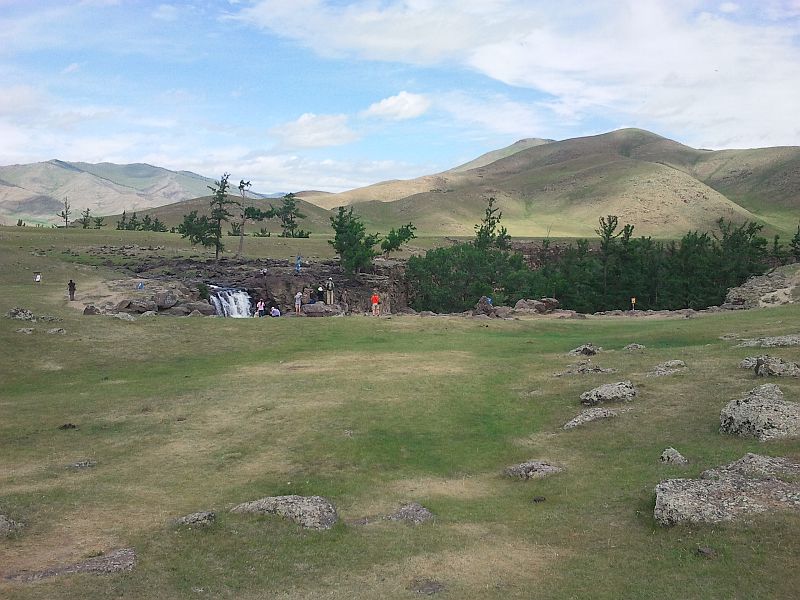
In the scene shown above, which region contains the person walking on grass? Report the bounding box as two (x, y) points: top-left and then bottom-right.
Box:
(371, 291), (380, 316)
(294, 290), (303, 315)
(67, 279), (76, 301)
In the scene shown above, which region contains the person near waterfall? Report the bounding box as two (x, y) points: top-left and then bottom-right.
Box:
(324, 277), (335, 304)
(294, 290), (303, 315)
(255, 299), (266, 317)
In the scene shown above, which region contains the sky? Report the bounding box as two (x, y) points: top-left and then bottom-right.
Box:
(1, 0), (799, 194)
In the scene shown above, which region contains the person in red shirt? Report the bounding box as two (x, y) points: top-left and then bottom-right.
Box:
(370, 291), (380, 316)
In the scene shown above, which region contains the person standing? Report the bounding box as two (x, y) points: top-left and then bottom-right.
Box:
(295, 255), (302, 275)
(371, 291), (380, 316)
(67, 279), (76, 301)
(255, 299), (266, 317)
(325, 277), (335, 304)
(340, 289), (349, 315)
(294, 290), (303, 315)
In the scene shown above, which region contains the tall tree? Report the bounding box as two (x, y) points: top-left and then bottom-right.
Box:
(380, 223), (416, 256)
(57, 196), (71, 228)
(272, 193), (309, 238)
(329, 206), (380, 273)
(235, 179), (251, 257)
(92, 216), (106, 229)
(207, 173), (239, 259)
(79, 207), (92, 229)
(474, 197), (511, 250)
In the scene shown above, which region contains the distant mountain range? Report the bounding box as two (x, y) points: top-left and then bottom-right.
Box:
(0, 160), (277, 226)
(2, 129), (798, 237)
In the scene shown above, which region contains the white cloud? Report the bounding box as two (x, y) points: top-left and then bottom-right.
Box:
(269, 113), (359, 149)
(61, 62), (82, 74)
(435, 92), (546, 137)
(236, 0), (800, 148)
(363, 91), (431, 120)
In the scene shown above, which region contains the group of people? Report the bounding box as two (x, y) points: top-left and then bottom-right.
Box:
(254, 299), (281, 317)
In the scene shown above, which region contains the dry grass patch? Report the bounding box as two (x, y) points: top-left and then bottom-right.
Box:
(267, 351), (472, 377)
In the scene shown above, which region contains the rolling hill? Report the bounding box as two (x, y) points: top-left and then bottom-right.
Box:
(300, 129), (800, 237)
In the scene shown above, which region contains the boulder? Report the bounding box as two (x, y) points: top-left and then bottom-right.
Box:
(624, 343), (646, 351)
(563, 407), (619, 430)
(112, 313), (136, 322)
(83, 305), (102, 315)
(16, 328), (34, 335)
(46, 328), (66, 334)
(580, 381), (637, 406)
(720, 384), (800, 441)
(660, 447), (689, 465)
(187, 310), (205, 317)
(568, 343), (602, 356)
(301, 303), (341, 317)
(754, 356), (800, 377)
(127, 298), (158, 313)
(183, 301), (216, 316)
(647, 360), (687, 377)
(514, 299), (546, 312)
(503, 460), (564, 480)
(154, 291), (179, 309)
(539, 297), (560, 312)
(493, 306), (514, 319)
(653, 453), (800, 526)
(473, 296), (495, 317)
(230, 495), (338, 530)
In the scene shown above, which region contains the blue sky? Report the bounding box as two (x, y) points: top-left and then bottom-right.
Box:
(1, 0), (799, 193)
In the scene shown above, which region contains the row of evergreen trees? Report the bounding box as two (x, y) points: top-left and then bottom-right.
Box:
(116, 211), (168, 232)
(406, 198), (799, 314)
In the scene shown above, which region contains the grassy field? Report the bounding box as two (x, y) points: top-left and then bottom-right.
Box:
(2, 227), (800, 599)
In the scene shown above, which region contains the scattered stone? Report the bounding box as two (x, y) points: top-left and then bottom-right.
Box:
(38, 315), (62, 322)
(16, 328), (34, 334)
(660, 448), (689, 465)
(83, 305), (102, 315)
(112, 313), (137, 322)
(563, 407), (619, 430)
(737, 334), (800, 348)
(5, 307), (35, 321)
(647, 360), (687, 377)
(173, 511), (216, 527)
(230, 495), (338, 530)
(7, 548), (136, 581)
(719, 384), (800, 441)
(385, 502), (434, 525)
(580, 381), (637, 406)
(738, 356), (759, 369)
(69, 460), (97, 469)
(653, 453), (800, 526)
(408, 578), (446, 595)
(754, 356), (800, 377)
(531, 496), (547, 503)
(624, 343), (646, 351)
(58, 423), (78, 430)
(1, 514), (23, 537)
(554, 359), (616, 377)
(695, 546), (717, 559)
(568, 343), (602, 356)
(46, 327), (66, 335)
(504, 460), (564, 480)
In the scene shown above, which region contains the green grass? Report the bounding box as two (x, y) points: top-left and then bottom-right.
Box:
(1, 227), (800, 599)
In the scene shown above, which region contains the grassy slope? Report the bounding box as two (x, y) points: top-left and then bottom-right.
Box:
(1, 227), (799, 599)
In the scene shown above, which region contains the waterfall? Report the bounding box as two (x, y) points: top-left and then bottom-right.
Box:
(210, 288), (252, 318)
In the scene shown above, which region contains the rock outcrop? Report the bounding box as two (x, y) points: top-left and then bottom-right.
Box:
(7, 548), (136, 581)
(660, 447), (689, 465)
(737, 334), (800, 348)
(563, 407), (619, 430)
(554, 360), (616, 377)
(385, 502), (435, 525)
(173, 511), (216, 527)
(654, 454), (800, 526)
(568, 343), (602, 356)
(748, 356), (800, 377)
(719, 384), (800, 441)
(580, 381), (637, 406)
(647, 360), (687, 377)
(230, 495), (338, 530)
(503, 460), (564, 479)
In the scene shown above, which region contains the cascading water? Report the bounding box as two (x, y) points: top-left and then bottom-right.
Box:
(210, 288), (252, 318)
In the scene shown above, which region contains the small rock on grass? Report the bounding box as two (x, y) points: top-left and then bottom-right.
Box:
(385, 502), (434, 525)
(7, 548), (136, 581)
(660, 448), (689, 465)
(408, 578), (446, 595)
(1, 514), (23, 537)
(563, 407), (619, 430)
(568, 343), (602, 356)
(173, 511), (216, 527)
(231, 495), (338, 530)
